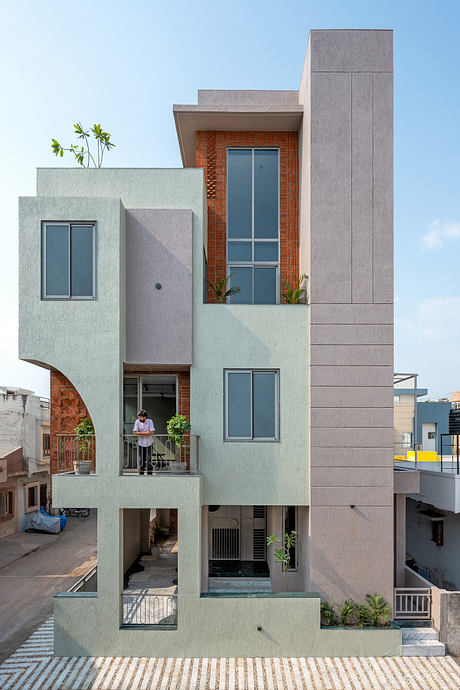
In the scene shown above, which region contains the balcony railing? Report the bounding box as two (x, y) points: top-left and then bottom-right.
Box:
(122, 593), (177, 626)
(57, 434), (96, 474)
(394, 588), (431, 620)
(121, 434), (199, 475)
(68, 565), (97, 593)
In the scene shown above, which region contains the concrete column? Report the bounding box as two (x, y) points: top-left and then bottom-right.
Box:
(300, 30), (394, 604)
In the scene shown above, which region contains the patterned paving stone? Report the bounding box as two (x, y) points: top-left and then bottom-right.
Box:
(1, 617), (460, 689)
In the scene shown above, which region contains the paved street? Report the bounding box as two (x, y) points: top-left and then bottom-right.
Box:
(1, 617), (460, 689)
(0, 512), (97, 663)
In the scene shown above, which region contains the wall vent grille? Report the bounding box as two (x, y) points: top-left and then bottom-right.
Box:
(211, 528), (240, 559)
(253, 506), (265, 519)
(253, 528), (266, 560)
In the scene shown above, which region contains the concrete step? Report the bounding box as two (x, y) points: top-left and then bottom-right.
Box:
(402, 627), (439, 641)
(401, 640), (445, 657)
(208, 577), (271, 593)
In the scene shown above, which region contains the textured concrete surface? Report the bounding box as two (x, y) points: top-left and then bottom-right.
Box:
(1, 617), (460, 689)
(0, 513), (96, 663)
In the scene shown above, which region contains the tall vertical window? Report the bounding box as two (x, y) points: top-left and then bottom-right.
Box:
(227, 149), (279, 304)
(42, 222), (95, 299)
(224, 370), (279, 441)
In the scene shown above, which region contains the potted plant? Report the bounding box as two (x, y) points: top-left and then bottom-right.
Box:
(281, 274), (308, 304)
(206, 274), (240, 303)
(74, 417), (94, 475)
(166, 414), (191, 472)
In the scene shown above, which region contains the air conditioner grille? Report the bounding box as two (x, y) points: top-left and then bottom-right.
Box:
(211, 528), (240, 559)
(253, 528), (266, 560)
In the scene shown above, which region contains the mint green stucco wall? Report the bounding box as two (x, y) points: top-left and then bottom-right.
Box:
(193, 305), (309, 505)
(19, 195), (126, 475)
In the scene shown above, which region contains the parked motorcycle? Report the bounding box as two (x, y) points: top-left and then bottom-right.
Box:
(60, 508), (90, 518)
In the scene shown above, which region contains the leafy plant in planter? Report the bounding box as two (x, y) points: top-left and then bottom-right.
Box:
(206, 274), (240, 303)
(365, 594), (391, 627)
(74, 417), (94, 475)
(320, 601), (336, 626)
(336, 599), (357, 626)
(266, 530), (297, 592)
(166, 414), (191, 471)
(356, 604), (371, 628)
(281, 274), (308, 304)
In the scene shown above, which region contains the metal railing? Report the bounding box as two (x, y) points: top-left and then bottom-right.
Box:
(122, 593), (177, 626)
(440, 434), (460, 474)
(57, 434), (96, 474)
(394, 588), (431, 620)
(121, 434), (199, 475)
(68, 565), (97, 593)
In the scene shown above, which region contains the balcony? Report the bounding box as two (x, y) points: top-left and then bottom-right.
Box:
(56, 434), (96, 475)
(122, 434), (199, 475)
(57, 434), (200, 475)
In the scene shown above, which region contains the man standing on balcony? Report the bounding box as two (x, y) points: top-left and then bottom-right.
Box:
(133, 410), (155, 475)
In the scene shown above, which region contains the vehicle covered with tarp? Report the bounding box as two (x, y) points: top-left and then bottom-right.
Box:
(25, 510), (65, 534)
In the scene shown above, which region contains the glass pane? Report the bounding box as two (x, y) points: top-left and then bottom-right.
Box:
(254, 149), (278, 239)
(71, 225), (94, 296)
(123, 378), (138, 435)
(227, 150), (252, 239)
(227, 241), (252, 262)
(228, 266), (252, 304)
(227, 372), (251, 438)
(44, 224), (69, 296)
(253, 373), (276, 438)
(254, 241), (278, 262)
(254, 267), (277, 304)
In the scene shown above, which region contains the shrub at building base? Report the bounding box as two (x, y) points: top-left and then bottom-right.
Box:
(321, 594), (392, 628)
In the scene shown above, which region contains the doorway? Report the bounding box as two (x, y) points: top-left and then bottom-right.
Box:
(123, 375), (177, 435)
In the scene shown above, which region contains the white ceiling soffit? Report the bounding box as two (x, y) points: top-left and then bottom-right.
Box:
(173, 105), (303, 167)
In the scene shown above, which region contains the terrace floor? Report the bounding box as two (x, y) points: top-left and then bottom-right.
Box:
(1, 617), (460, 689)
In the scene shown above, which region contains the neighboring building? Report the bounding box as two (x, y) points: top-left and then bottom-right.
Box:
(418, 401), (451, 454)
(0, 387), (50, 538)
(394, 383), (452, 457)
(19, 30), (412, 657)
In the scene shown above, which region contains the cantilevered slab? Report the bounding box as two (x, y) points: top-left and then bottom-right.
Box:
(174, 90), (302, 167)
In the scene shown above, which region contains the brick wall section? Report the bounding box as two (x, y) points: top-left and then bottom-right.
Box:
(196, 131), (299, 303)
(178, 372), (190, 420)
(50, 371), (92, 483)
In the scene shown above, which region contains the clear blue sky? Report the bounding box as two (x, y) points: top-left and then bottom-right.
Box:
(1, 0), (459, 399)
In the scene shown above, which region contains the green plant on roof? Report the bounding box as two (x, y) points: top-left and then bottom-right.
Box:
(51, 122), (115, 167)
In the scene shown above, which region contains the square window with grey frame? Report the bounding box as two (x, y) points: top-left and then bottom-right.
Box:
(225, 370), (279, 440)
(42, 222), (95, 299)
(226, 149), (279, 304)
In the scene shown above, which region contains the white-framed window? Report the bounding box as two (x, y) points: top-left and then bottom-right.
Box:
(41, 222), (96, 299)
(25, 482), (40, 513)
(226, 148), (280, 304)
(224, 369), (279, 441)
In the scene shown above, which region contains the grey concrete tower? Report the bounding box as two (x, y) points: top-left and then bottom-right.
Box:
(300, 30), (394, 603)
